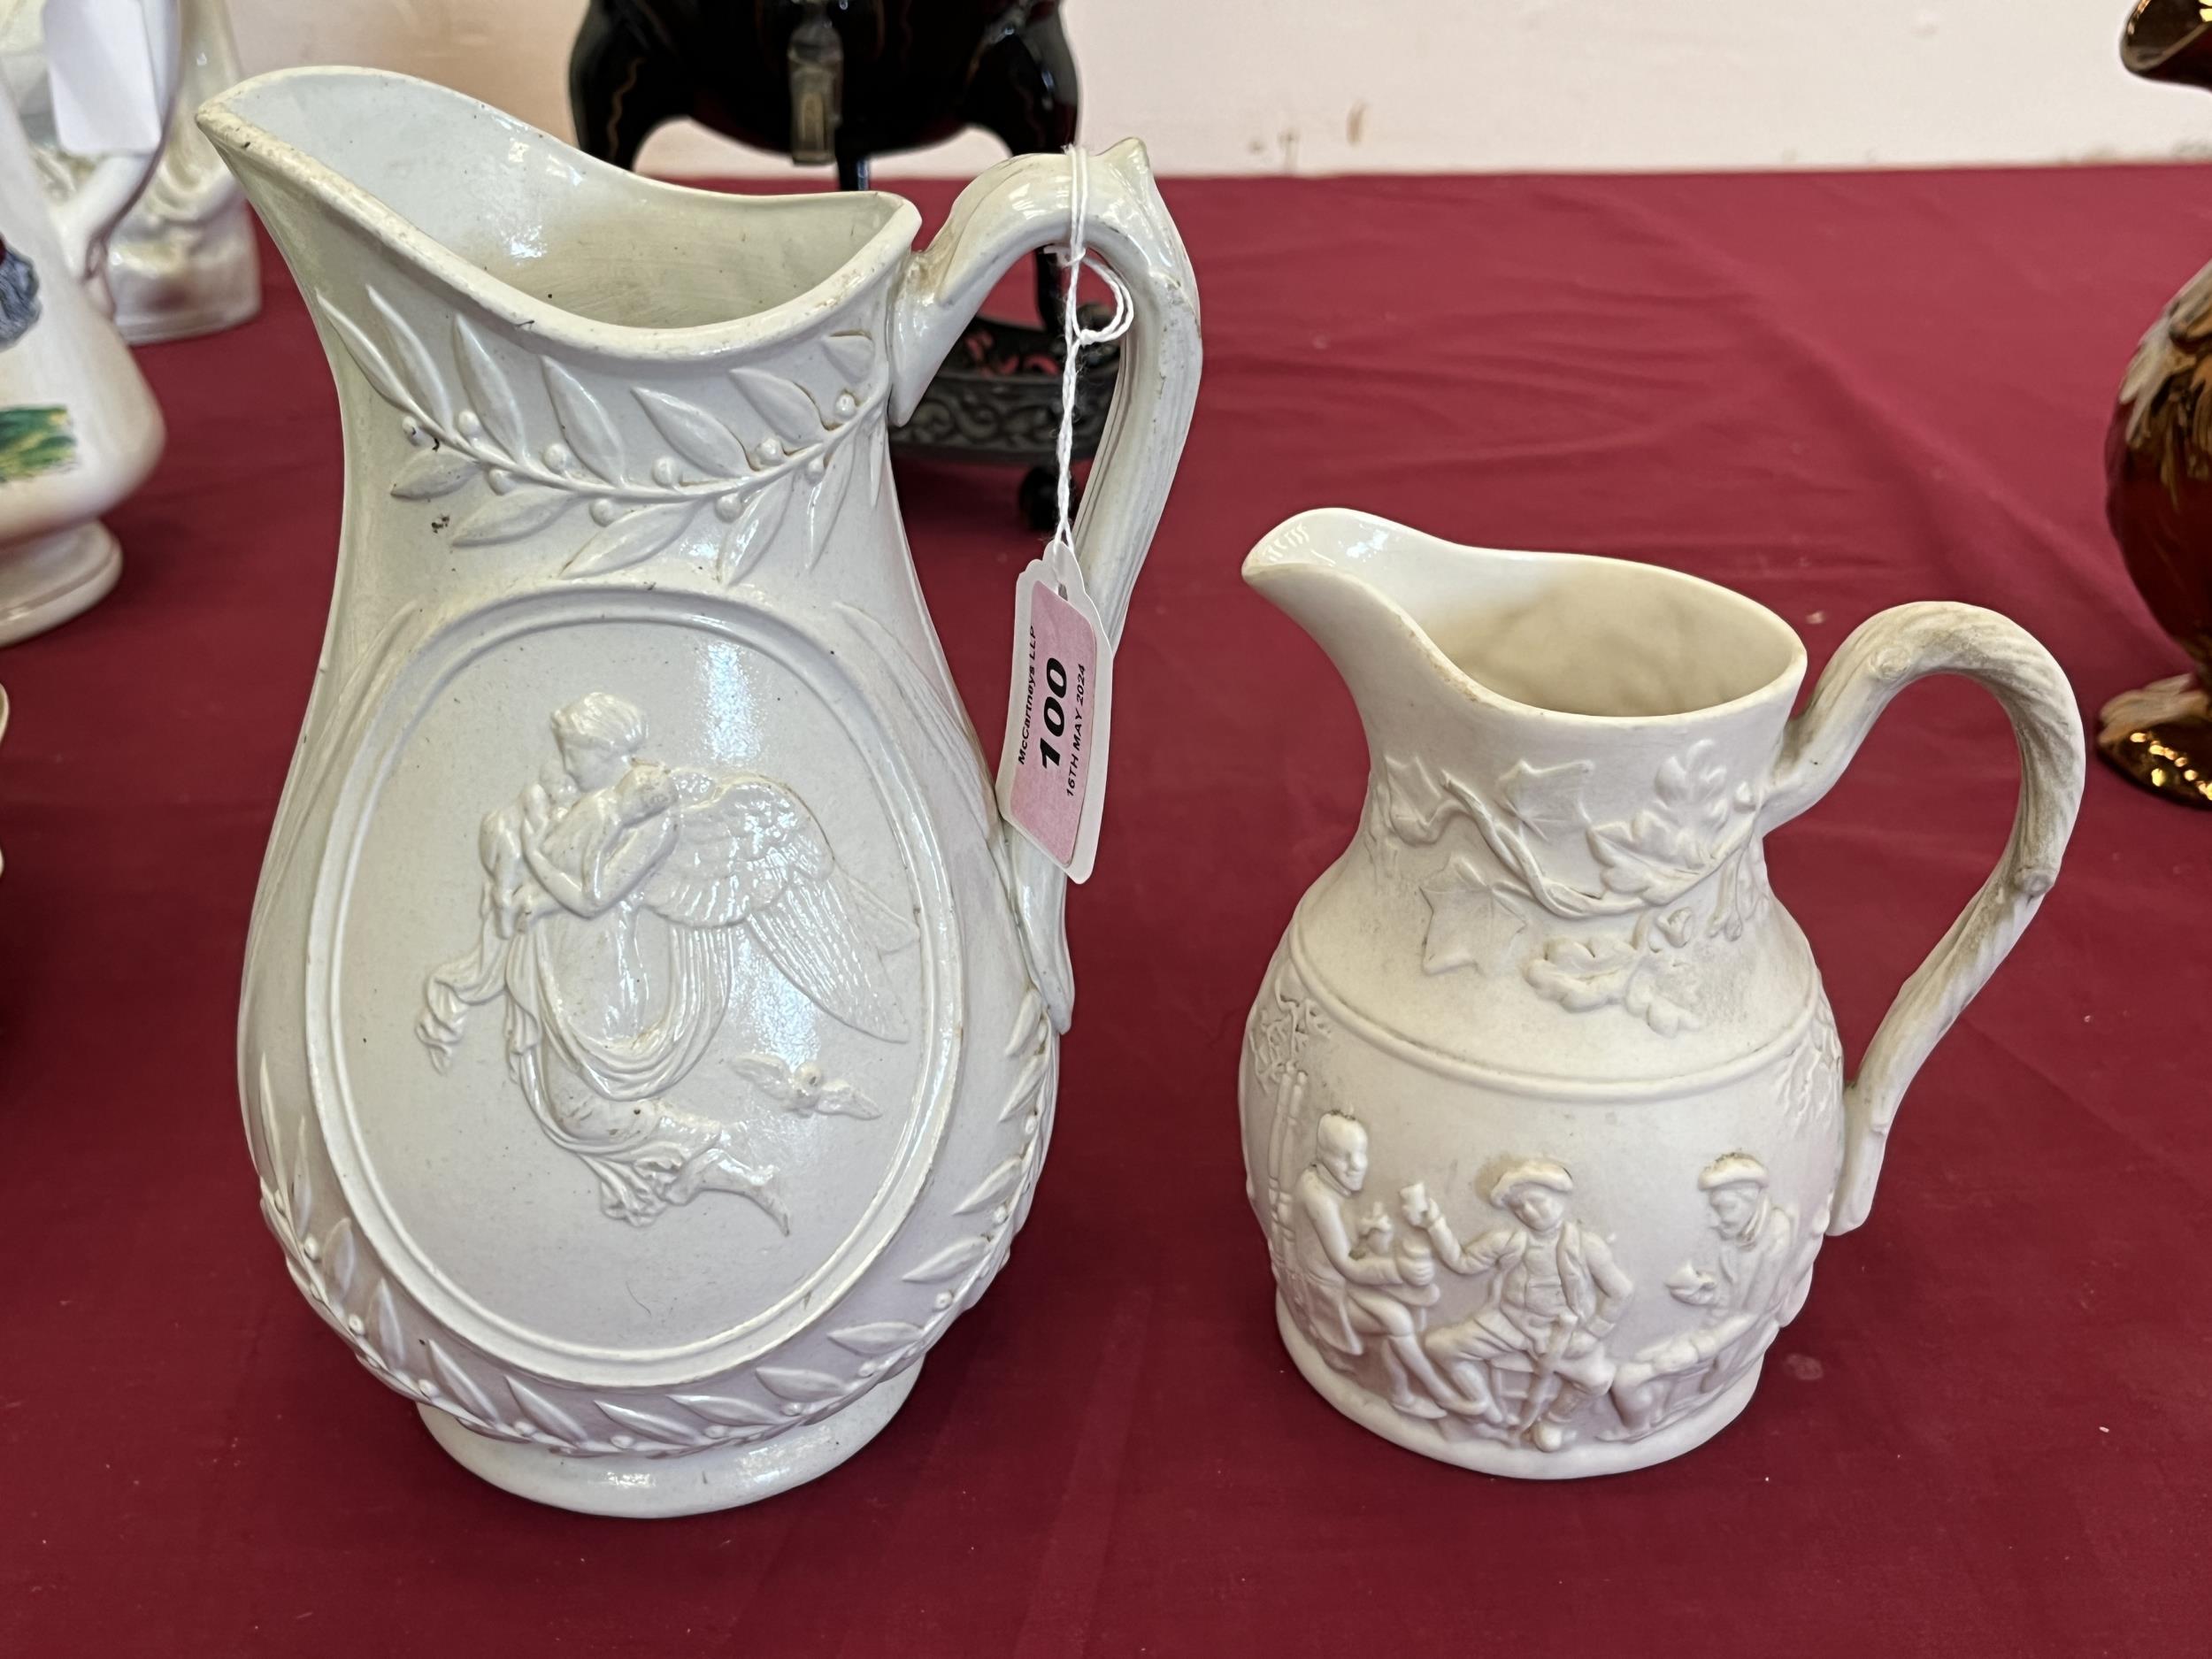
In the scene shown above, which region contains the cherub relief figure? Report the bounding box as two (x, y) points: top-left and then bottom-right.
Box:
(417, 692), (913, 1230)
(1405, 1158), (1634, 1451)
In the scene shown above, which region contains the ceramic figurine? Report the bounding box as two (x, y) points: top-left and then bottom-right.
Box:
(1239, 511), (2082, 1478)
(107, 0), (258, 342)
(2101, 0), (2212, 805)
(0, 56), (165, 643)
(202, 67), (1198, 1517)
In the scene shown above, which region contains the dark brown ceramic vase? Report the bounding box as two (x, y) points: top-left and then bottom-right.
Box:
(2104, 0), (2212, 804)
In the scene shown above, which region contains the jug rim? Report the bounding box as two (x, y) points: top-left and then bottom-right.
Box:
(1246, 506), (1810, 728)
(197, 66), (926, 359)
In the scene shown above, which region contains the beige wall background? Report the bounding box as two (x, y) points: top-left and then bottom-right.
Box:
(227, 0), (2212, 176)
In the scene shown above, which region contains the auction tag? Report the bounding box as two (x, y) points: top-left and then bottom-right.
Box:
(995, 547), (1113, 882)
(46, 0), (167, 155)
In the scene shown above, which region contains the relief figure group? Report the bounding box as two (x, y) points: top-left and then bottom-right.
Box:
(1286, 1111), (1820, 1451)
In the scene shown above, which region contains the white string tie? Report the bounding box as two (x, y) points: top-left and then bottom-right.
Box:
(1049, 144), (1133, 589)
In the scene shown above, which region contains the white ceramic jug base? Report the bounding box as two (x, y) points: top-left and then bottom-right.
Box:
(0, 523), (121, 646)
(1276, 1298), (1758, 1480)
(416, 1363), (922, 1517)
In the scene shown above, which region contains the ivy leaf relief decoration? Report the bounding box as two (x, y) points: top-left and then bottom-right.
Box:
(1587, 744), (1734, 895)
(319, 287), (885, 584)
(1525, 933), (1639, 1010)
(1380, 754), (1462, 846)
(1525, 928), (1701, 1037)
(1709, 833), (1772, 942)
(1419, 856), (1531, 976)
(1378, 738), (1769, 1036)
(1497, 758), (1592, 840)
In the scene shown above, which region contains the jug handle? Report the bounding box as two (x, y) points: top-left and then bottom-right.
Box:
(1762, 602), (2084, 1237)
(889, 140), (1202, 1032)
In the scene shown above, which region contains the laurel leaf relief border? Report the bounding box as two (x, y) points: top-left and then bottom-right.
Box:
(253, 987), (1053, 1458)
(319, 288), (887, 584)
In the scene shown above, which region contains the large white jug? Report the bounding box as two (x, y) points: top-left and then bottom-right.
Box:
(204, 67), (1199, 1516)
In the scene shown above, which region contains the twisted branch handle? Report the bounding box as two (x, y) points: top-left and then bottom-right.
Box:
(1763, 603), (2085, 1235)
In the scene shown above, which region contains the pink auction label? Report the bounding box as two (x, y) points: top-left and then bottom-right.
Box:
(997, 565), (1112, 880)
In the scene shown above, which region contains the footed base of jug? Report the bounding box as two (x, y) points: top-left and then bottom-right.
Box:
(1277, 1296), (1758, 1480)
(0, 523), (121, 647)
(417, 1361), (922, 1517)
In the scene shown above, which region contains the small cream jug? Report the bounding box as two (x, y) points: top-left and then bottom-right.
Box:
(1240, 510), (2083, 1479)
(204, 68), (1197, 1516)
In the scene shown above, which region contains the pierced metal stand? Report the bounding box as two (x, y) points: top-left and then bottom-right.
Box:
(570, 0), (1115, 526)
(891, 304), (1120, 530)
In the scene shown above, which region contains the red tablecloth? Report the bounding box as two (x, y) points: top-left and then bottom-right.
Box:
(3, 167), (2208, 1655)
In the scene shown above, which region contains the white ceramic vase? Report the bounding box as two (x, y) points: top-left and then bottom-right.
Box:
(204, 68), (1199, 1517)
(0, 52), (164, 644)
(108, 0), (258, 343)
(1240, 510), (2084, 1479)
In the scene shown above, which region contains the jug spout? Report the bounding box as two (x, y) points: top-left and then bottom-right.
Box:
(1244, 509), (1810, 829)
(1248, 508), (1805, 727)
(198, 68), (920, 344)
(1242, 510), (1481, 750)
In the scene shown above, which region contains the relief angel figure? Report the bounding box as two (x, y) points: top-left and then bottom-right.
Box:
(416, 692), (915, 1230)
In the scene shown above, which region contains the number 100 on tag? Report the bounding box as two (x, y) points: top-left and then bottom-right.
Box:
(996, 561), (1114, 882)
